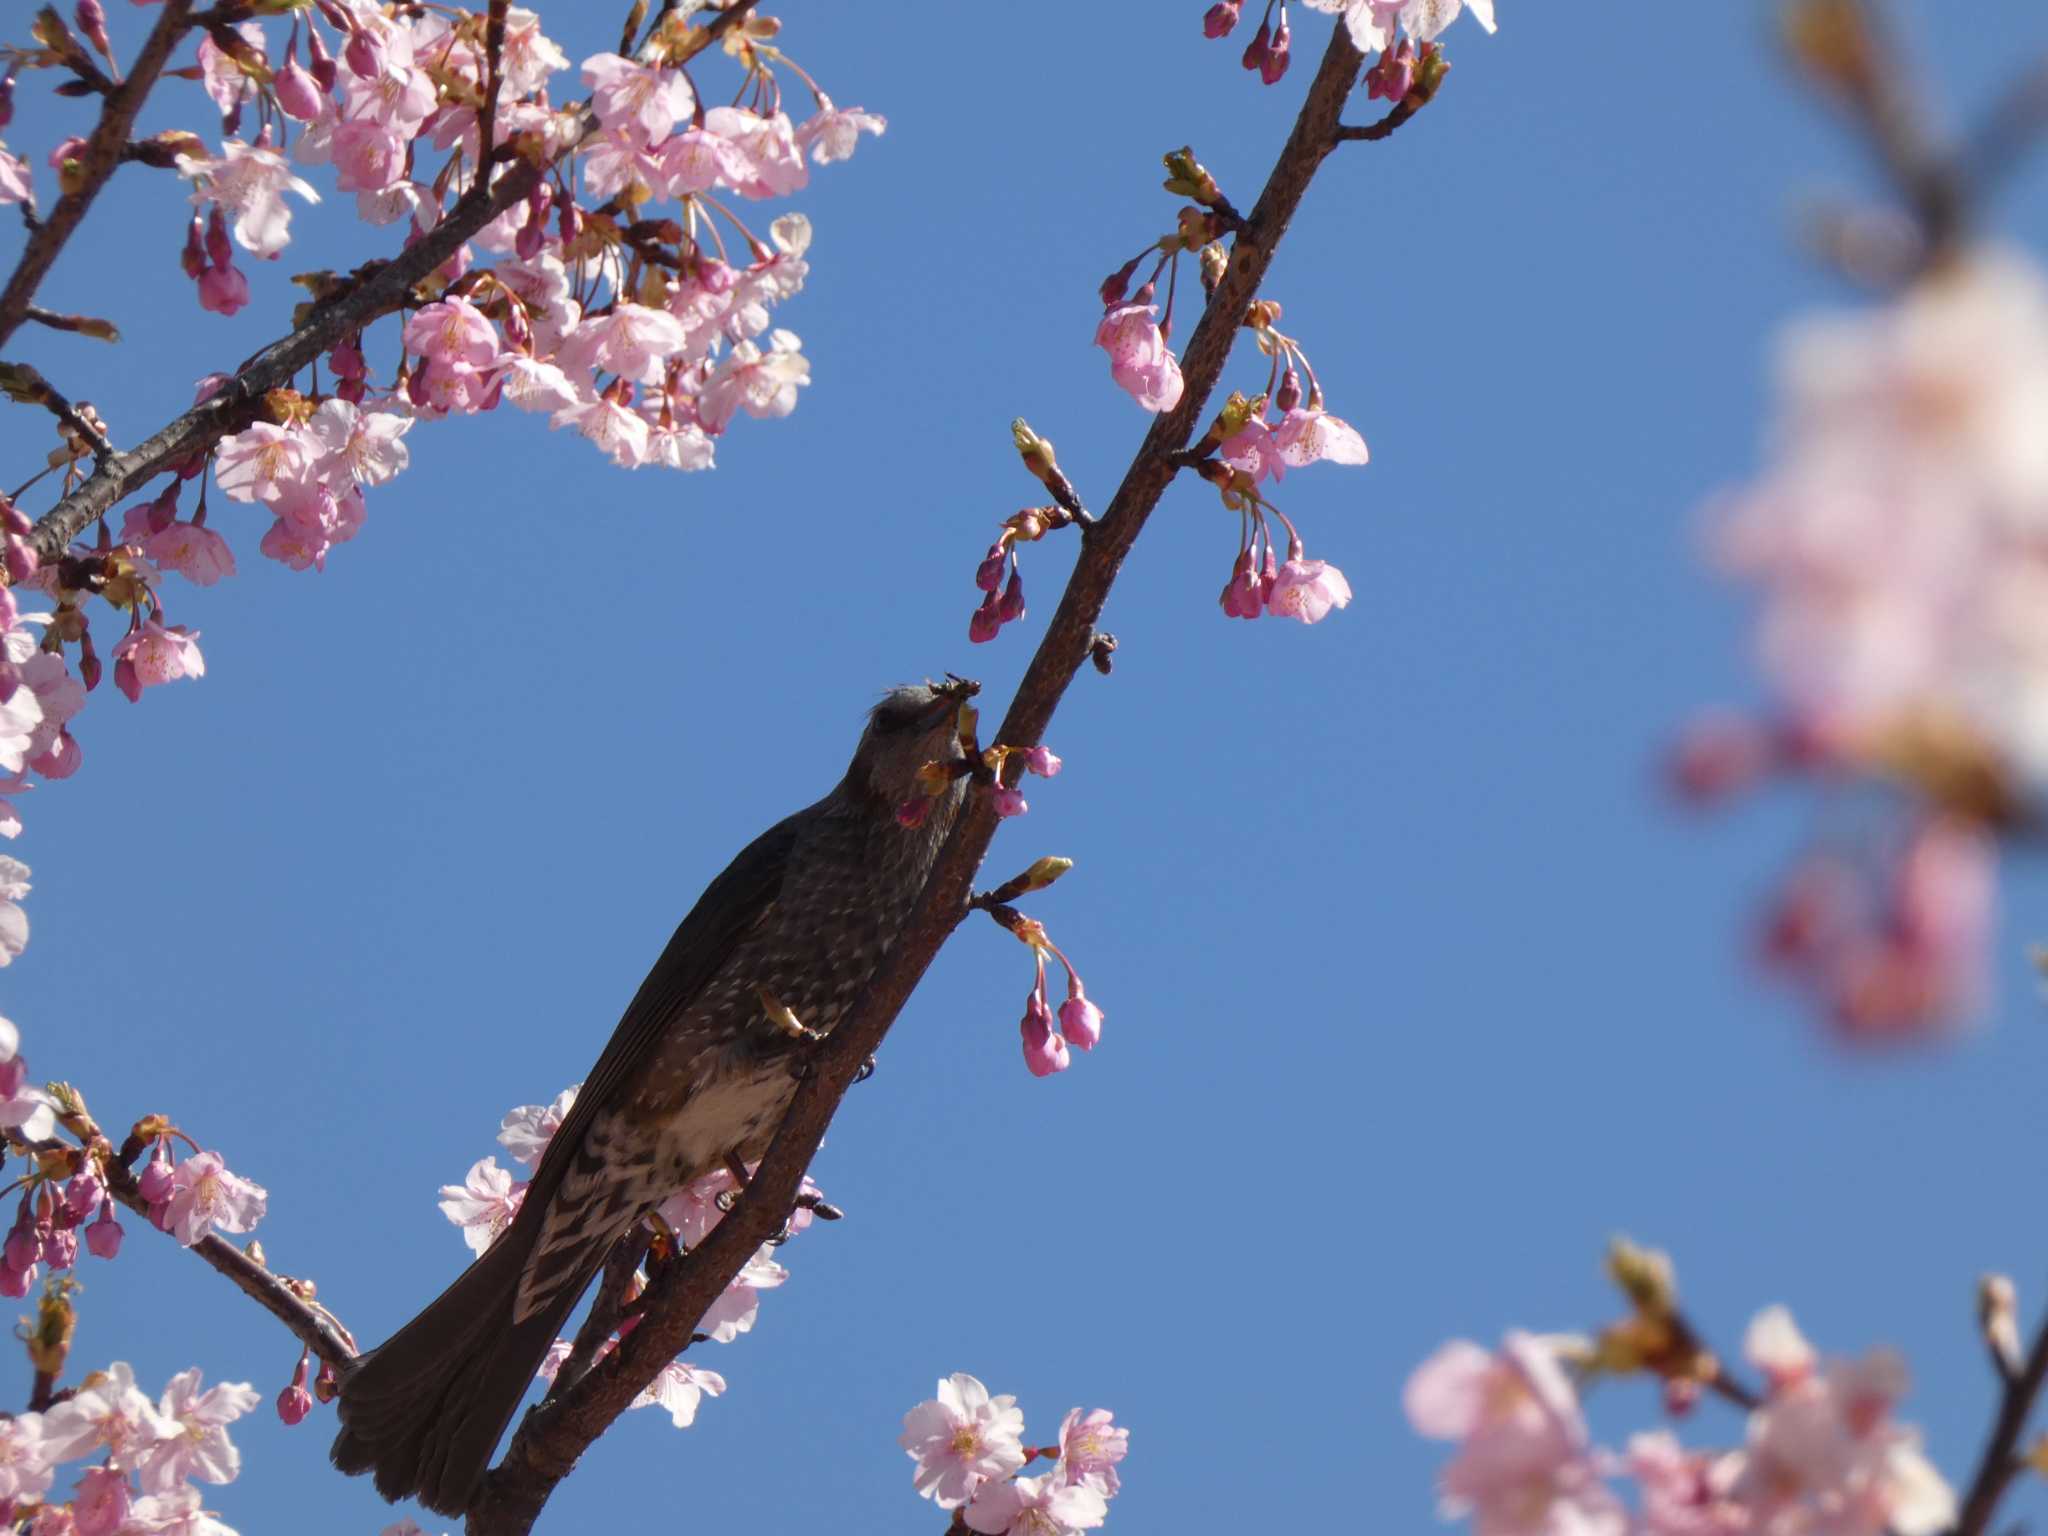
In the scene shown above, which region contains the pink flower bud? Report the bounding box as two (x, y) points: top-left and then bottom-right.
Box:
(991, 784), (1028, 818)
(0, 73), (14, 130)
(342, 23), (383, 79)
(62, 1171), (103, 1226)
(84, 1202), (122, 1260)
(1021, 1008), (1070, 1078)
(974, 544), (1007, 593)
(1203, 1), (1242, 38)
(306, 24), (338, 92)
(76, 0), (112, 59)
(1240, 18), (1270, 73)
(277, 1357), (312, 1425)
(0, 1257), (32, 1298)
(3, 1217), (36, 1274)
(1219, 548), (1263, 618)
(113, 655), (141, 703)
(997, 569), (1026, 624)
(1275, 366), (1302, 412)
(40, 1226), (76, 1272)
(48, 137), (86, 174)
(1021, 746), (1061, 778)
(1664, 1378), (1701, 1417)
(1060, 993), (1103, 1051)
(0, 1056), (23, 1099)
(1367, 40), (1416, 102)
(330, 334), (366, 380)
(198, 257), (249, 316)
(1667, 712), (1775, 805)
(968, 590), (1003, 645)
(274, 43), (324, 121)
(77, 648), (101, 693)
(2, 537), (36, 586)
(137, 1147), (173, 1204)
(0, 502), (29, 538)
(558, 200), (583, 245)
(1261, 12), (1291, 82)
(1099, 256), (1142, 309)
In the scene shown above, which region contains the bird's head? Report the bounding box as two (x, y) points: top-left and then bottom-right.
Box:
(848, 676), (979, 809)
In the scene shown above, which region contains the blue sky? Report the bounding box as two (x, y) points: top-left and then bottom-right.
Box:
(6, 2), (2048, 1532)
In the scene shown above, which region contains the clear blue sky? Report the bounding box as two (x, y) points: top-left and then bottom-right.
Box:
(6, 2), (2048, 1532)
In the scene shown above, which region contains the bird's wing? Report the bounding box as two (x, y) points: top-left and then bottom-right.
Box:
(518, 806), (806, 1224)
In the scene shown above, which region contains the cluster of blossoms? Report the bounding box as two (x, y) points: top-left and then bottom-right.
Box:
(1678, 250), (2048, 1039)
(1204, 0), (1495, 88)
(0, 0), (885, 853)
(900, 1373), (1127, 1536)
(992, 908), (1105, 1081)
(0, 1362), (258, 1536)
(1409, 1309), (1954, 1536)
(432, 1083), (821, 1433)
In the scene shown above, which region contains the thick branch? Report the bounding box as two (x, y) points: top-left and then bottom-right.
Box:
(466, 20), (1373, 1536)
(1953, 1285), (2048, 1536)
(0, 0), (197, 352)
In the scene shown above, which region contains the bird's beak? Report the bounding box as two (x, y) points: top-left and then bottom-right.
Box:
(928, 675), (980, 718)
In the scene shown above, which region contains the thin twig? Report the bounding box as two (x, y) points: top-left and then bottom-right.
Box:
(0, 0), (197, 351)
(0, 360), (112, 461)
(467, 18), (1380, 1535)
(478, 0), (510, 166)
(1954, 1288), (2048, 1536)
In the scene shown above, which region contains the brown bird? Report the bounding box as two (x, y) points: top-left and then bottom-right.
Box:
(331, 679), (975, 1514)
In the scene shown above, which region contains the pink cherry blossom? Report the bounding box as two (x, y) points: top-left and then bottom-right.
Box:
(186, 140), (318, 259)
(438, 1156), (526, 1255)
(196, 22), (265, 118)
(125, 1486), (237, 1536)
(1272, 405), (1370, 469)
(1094, 301), (1185, 412)
(632, 1359), (727, 1428)
(498, 1085), (579, 1165)
(796, 98), (886, 164)
(1406, 1332), (1626, 1536)
(138, 1368), (259, 1493)
(306, 398), (413, 489)
(553, 391), (654, 467)
(112, 618), (205, 693)
(700, 107), (809, 199)
(40, 1362), (173, 1469)
(901, 1374), (1029, 1510)
(1219, 417), (1284, 483)
(582, 53), (694, 142)
(0, 150), (30, 206)
(1055, 1407), (1127, 1496)
(144, 521), (236, 587)
(499, 355), (584, 415)
(213, 423), (314, 503)
(1059, 992), (1103, 1051)
(697, 329), (811, 429)
(72, 1465), (131, 1536)
(330, 120), (406, 193)
(1628, 1433), (1748, 1536)
(405, 298), (499, 368)
(558, 303), (690, 385)
(963, 1472), (1108, 1535)
(660, 128), (757, 195)
(0, 1410), (53, 1503)
(84, 1202), (122, 1260)
(1266, 557), (1353, 623)
(158, 1150), (267, 1246)
(696, 1243), (788, 1344)
(195, 259), (249, 316)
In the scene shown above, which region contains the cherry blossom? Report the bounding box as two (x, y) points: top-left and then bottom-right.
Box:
(0, 1412), (51, 1504)
(183, 140), (318, 260)
(1094, 300), (1185, 413)
(212, 424), (313, 505)
(73, 1464), (132, 1536)
(1272, 405), (1370, 470)
(963, 1472), (1109, 1535)
(138, 1369), (259, 1494)
(901, 1373), (1029, 1510)
(1056, 1408), (1128, 1496)
(498, 1085), (579, 1166)
(112, 619), (206, 699)
(698, 329), (812, 430)
(40, 1363), (173, 1471)
(306, 399), (413, 490)
(157, 1151), (267, 1247)
(581, 53), (693, 142)
(1406, 1332), (1626, 1536)
(1266, 555), (1353, 623)
(126, 1486), (239, 1536)
(797, 99), (887, 164)
(0, 148), (30, 205)
(0, 855), (28, 970)
(438, 1156), (525, 1255)
(632, 1360), (727, 1429)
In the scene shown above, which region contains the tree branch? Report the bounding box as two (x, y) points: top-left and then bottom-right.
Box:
(465, 19), (1376, 1535)
(0, 0), (197, 352)
(1954, 1283), (2048, 1536)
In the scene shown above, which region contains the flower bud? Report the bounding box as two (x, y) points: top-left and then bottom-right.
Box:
(277, 1356), (312, 1425)
(1060, 993), (1103, 1051)
(0, 73), (14, 130)
(974, 543), (1007, 593)
(997, 569), (1026, 624)
(0, 1056), (23, 1100)
(1021, 746), (1061, 778)
(306, 24), (338, 92)
(0, 1257), (33, 1299)
(204, 207), (233, 268)
(61, 1171), (102, 1227)
(84, 1202), (121, 1261)
(40, 1226), (76, 1272)
(968, 590), (1002, 645)
(75, 0), (111, 60)
(1203, 1), (1242, 38)
(274, 42), (324, 122)
(991, 784), (1028, 818)
(1021, 1007), (1070, 1078)
(136, 1147), (173, 1205)
(1098, 255), (1142, 310)
(343, 23), (383, 80)
(114, 656), (141, 704)
(1240, 18), (1270, 73)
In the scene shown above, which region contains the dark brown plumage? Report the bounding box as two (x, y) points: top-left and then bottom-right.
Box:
(331, 681), (974, 1515)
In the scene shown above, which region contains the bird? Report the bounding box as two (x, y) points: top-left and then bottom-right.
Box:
(331, 678), (977, 1515)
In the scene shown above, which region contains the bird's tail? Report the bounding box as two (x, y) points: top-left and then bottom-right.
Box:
(330, 1213), (600, 1516)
